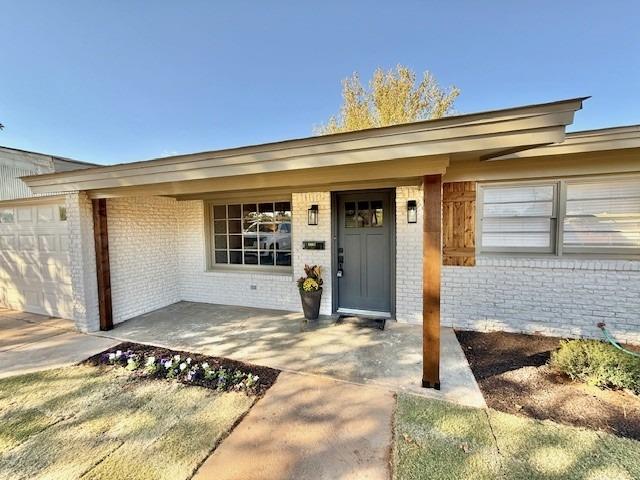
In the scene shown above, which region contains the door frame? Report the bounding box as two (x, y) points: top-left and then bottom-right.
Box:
(330, 188), (396, 318)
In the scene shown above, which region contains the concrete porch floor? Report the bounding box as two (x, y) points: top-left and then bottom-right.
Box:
(100, 301), (485, 408)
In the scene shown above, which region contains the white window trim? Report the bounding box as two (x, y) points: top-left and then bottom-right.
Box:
(561, 176), (640, 256)
(204, 198), (293, 273)
(477, 174), (640, 259)
(477, 180), (559, 255)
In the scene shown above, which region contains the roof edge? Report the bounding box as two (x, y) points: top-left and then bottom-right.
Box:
(22, 97), (587, 185)
(492, 123), (640, 160)
(0, 145), (96, 167)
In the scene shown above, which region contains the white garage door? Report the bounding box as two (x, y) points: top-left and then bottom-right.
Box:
(0, 201), (73, 318)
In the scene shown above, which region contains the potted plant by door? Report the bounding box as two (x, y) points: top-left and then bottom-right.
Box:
(297, 264), (323, 320)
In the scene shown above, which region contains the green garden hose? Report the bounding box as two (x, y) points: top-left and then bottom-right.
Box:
(597, 322), (640, 358)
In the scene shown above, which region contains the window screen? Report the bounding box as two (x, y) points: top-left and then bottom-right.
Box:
(480, 184), (557, 253)
(563, 179), (640, 252)
(211, 201), (292, 268)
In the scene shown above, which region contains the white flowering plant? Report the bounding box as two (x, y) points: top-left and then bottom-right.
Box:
(125, 354), (140, 371)
(99, 347), (263, 394)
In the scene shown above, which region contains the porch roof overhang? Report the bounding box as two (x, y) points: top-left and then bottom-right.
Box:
(22, 97), (586, 198)
(490, 123), (640, 159)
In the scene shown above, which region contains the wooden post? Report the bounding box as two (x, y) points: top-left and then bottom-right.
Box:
(92, 198), (113, 331)
(422, 174), (441, 389)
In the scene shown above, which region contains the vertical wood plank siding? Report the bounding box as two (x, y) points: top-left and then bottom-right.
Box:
(442, 181), (476, 266)
(422, 174), (442, 389)
(0, 164), (44, 201)
(92, 198), (113, 331)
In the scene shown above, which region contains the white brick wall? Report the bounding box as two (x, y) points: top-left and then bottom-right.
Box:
(107, 196), (180, 324)
(175, 200), (300, 311)
(65, 192), (99, 332)
(174, 192), (332, 314)
(71, 191), (640, 344)
(395, 186), (423, 322)
(442, 257), (640, 344)
(292, 192), (332, 315)
(393, 185), (640, 344)
(93, 194), (333, 324)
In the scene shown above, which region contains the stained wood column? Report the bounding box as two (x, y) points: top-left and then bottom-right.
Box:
(422, 174), (441, 389)
(92, 198), (113, 331)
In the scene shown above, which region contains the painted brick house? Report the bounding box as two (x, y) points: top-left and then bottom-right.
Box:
(4, 97), (640, 387)
(0, 146), (93, 319)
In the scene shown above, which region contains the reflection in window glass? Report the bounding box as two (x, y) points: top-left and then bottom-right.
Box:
(228, 220), (242, 234)
(357, 201), (370, 227)
(345, 202), (357, 228)
(275, 202), (292, 221)
(244, 250), (259, 265)
(371, 200), (383, 227)
(260, 250), (275, 265)
(214, 235), (227, 249)
(244, 235), (259, 249)
(276, 251), (291, 266)
(214, 220), (227, 234)
(564, 179), (640, 251)
(213, 205), (227, 219)
(228, 204), (241, 218)
(229, 251), (243, 264)
(212, 201), (292, 268)
(243, 204), (257, 222)
(0, 209), (15, 224)
(480, 184), (556, 253)
(345, 200), (385, 228)
(229, 235), (242, 249)
(58, 206), (67, 221)
(258, 203), (274, 221)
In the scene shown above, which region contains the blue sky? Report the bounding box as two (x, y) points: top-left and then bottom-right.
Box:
(0, 1), (638, 165)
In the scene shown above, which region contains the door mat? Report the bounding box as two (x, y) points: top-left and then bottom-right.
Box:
(336, 316), (386, 330)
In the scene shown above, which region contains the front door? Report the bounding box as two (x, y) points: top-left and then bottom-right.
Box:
(336, 191), (392, 316)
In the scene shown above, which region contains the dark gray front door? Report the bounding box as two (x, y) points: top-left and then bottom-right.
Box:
(337, 191), (392, 314)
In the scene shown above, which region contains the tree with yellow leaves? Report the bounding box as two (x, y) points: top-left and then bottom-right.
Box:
(316, 65), (459, 135)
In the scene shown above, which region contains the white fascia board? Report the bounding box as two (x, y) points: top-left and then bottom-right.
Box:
(492, 125), (640, 159)
(23, 98), (584, 194)
(27, 128), (566, 193)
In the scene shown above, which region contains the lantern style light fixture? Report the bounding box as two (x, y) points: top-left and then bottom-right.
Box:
(308, 204), (319, 225)
(407, 200), (417, 223)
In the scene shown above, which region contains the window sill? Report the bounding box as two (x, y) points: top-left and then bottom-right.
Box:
(204, 266), (294, 278)
(477, 252), (640, 261)
(474, 255), (640, 271)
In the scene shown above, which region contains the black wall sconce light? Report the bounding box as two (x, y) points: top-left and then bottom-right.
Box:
(407, 200), (417, 223)
(308, 204), (319, 225)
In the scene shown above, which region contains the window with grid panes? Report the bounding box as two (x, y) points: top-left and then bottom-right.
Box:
(211, 201), (292, 268)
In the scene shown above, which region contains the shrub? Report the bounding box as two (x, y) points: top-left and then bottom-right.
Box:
(551, 339), (640, 394)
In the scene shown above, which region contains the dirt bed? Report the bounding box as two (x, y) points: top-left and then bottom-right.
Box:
(456, 330), (640, 440)
(85, 341), (280, 396)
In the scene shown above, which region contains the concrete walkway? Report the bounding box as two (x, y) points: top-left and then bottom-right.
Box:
(102, 302), (485, 408)
(0, 308), (118, 378)
(194, 372), (395, 480)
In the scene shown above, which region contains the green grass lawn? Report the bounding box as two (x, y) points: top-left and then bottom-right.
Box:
(0, 365), (254, 480)
(394, 393), (640, 480)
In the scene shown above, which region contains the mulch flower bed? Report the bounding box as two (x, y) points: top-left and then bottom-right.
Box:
(84, 342), (279, 396)
(456, 330), (640, 440)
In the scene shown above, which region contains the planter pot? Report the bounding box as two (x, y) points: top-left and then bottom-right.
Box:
(300, 288), (322, 320)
